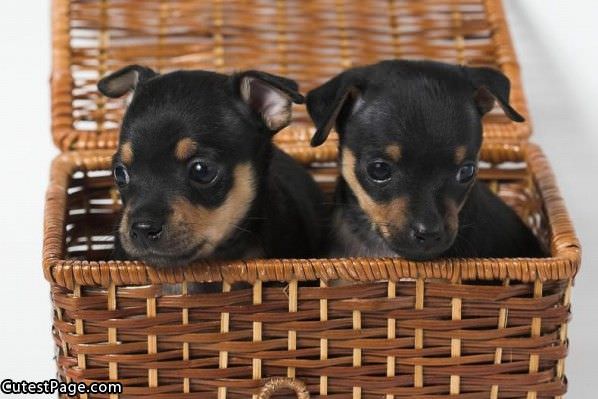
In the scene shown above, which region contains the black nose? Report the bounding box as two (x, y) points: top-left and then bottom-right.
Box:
(131, 220), (163, 242)
(409, 222), (442, 245)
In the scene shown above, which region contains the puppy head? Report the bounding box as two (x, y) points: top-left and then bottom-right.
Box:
(307, 60), (524, 260)
(99, 65), (303, 267)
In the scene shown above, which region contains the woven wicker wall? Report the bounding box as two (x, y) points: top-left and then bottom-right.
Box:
(52, 0), (529, 159)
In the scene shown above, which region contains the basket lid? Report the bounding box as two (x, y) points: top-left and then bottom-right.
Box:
(51, 0), (530, 158)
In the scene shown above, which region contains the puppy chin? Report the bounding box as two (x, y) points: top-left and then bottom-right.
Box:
(387, 236), (455, 261)
(137, 252), (201, 268)
(393, 247), (447, 261)
(119, 235), (211, 268)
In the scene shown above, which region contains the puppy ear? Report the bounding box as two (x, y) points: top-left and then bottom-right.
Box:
(98, 65), (157, 98)
(306, 72), (363, 147)
(236, 70), (304, 133)
(464, 66), (524, 122)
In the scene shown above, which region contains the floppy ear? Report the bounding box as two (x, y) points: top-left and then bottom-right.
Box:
(464, 66), (524, 122)
(236, 70), (304, 133)
(98, 65), (157, 98)
(306, 72), (363, 147)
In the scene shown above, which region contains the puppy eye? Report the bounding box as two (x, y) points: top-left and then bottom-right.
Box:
(113, 164), (130, 187)
(366, 160), (392, 183)
(188, 159), (219, 184)
(456, 163), (476, 184)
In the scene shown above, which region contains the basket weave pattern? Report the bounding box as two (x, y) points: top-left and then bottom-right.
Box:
(46, 144), (579, 398)
(52, 0), (529, 159)
(45, 0), (581, 398)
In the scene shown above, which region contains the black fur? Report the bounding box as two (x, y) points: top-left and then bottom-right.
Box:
(307, 60), (544, 260)
(99, 67), (327, 267)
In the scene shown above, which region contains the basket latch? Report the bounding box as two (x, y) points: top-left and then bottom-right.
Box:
(258, 377), (310, 399)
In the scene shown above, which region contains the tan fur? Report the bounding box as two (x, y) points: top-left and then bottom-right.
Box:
(342, 149), (409, 236)
(118, 204), (135, 255)
(169, 163), (256, 256)
(174, 137), (198, 161)
(120, 142), (133, 165)
(454, 145), (467, 164)
(385, 144), (402, 162)
(444, 198), (459, 235)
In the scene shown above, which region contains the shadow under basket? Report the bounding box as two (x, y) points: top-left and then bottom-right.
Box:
(43, 142), (580, 399)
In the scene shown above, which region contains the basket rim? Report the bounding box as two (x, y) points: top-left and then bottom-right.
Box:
(50, 0), (531, 152)
(43, 143), (581, 289)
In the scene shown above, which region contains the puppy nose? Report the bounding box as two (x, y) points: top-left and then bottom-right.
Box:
(131, 220), (163, 242)
(410, 222), (442, 244)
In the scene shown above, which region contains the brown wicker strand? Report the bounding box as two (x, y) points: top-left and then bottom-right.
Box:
(452, 5), (466, 65)
(212, 0), (224, 70)
(288, 280), (298, 379)
(386, 280), (397, 399)
(55, 305), (71, 384)
(107, 283), (118, 399)
(352, 299), (362, 399)
(50, 0), (74, 150)
(555, 279), (573, 399)
(182, 281), (191, 394)
(147, 295), (158, 389)
(218, 281), (231, 399)
(73, 285), (88, 399)
(490, 278), (511, 399)
(319, 280), (329, 396)
(526, 280), (544, 399)
(275, 0), (289, 76)
(252, 281), (263, 399)
(414, 278), (424, 389)
(450, 279), (463, 395)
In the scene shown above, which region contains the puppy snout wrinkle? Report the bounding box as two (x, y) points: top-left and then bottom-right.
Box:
(131, 220), (164, 242)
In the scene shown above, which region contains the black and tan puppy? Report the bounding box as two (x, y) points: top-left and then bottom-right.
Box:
(307, 60), (544, 259)
(98, 65), (326, 267)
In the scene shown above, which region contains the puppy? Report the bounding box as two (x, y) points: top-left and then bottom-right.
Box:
(306, 60), (544, 259)
(98, 65), (326, 268)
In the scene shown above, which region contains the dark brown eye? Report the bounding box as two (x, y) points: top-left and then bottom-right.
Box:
(188, 159), (219, 184)
(367, 160), (392, 183)
(113, 164), (130, 187)
(456, 163), (476, 184)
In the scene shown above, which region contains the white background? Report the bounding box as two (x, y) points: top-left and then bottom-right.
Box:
(0, 1), (596, 397)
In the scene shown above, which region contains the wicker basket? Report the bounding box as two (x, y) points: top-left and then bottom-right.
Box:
(44, 0), (581, 398)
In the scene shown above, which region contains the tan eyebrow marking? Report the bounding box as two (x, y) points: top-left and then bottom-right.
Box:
(120, 142), (133, 165)
(385, 144), (402, 162)
(175, 137), (198, 161)
(454, 145), (467, 164)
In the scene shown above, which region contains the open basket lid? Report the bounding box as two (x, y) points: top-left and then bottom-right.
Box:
(51, 0), (530, 162)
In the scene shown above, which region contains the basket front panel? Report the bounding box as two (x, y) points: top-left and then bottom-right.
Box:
(52, 0), (529, 153)
(43, 107), (580, 398)
(52, 278), (570, 398)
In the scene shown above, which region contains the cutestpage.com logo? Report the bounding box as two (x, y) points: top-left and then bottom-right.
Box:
(1, 379), (123, 396)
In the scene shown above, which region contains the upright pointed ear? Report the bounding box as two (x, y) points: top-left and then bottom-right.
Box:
(236, 70), (304, 133)
(306, 72), (363, 147)
(98, 65), (157, 98)
(464, 66), (524, 122)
